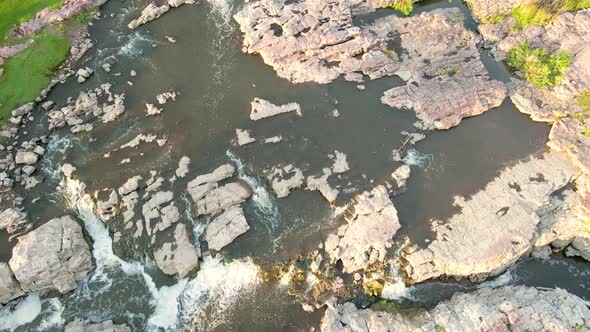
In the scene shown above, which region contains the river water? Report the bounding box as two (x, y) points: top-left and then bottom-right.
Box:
(1, 0), (588, 331)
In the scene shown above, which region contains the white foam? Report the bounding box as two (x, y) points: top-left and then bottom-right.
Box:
(37, 298), (65, 330)
(147, 279), (189, 331)
(179, 256), (259, 331)
(0, 293), (43, 331)
(402, 149), (433, 169)
(381, 279), (415, 300)
(226, 150), (280, 232)
(118, 32), (158, 58)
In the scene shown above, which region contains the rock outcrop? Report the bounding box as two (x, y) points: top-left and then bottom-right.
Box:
(64, 318), (132, 332)
(194, 182), (252, 216)
(403, 152), (586, 283)
(325, 186), (400, 273)
(154, 223), (200, 278)
(234, 0), (400, 84)
(321, 286), (590, 331)
(204, 205), (250, 251)
(128, 0), (194, 29)
(378, 9), (507, 129)
(267, 164), (305, 198)
(8, 216), (93, 295)
(250, 98), (302, 121)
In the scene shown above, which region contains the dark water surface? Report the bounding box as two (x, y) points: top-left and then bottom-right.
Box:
(1, 0), (587, 331)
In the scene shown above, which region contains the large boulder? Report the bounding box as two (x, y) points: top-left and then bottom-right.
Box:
(324, 185), (400, 273)
(154, 224), (200, 278)
(204, 205), (250, 251)
(8, 216), (93, 294)
(195, 182), (251, 216)
(0, 263), (24, 304)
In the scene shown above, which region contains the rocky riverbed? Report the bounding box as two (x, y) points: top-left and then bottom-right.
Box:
(0, 0), (590, 330)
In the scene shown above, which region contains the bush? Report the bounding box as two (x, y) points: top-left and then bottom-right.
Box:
(577, 89), (590, 112)
(390, 0), (413, 16)
(506, 41), (571, 88)
(511, 0), (590, 30)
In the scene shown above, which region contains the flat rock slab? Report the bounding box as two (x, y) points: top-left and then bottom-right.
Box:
(204, 205), (250, 251)
(325, 185), (400, 273)
(9, 216), (93, 295)
(377, 9), (507, 129)
(154, 223), (200, 278)
(0, 262), (24, 304)
(321, 286), (590, 331)
(234, 0), (399, 84)
(403, 152), (582, 283)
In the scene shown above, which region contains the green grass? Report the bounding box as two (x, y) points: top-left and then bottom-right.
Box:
(439, 66), (461, 76)
(0, 0), (63, 44)
(511, 0), (590, 30)
(390, 0), (413, 16)
(0, 32), (70, 119)
(506, 41), (572, 88)
(382, 48), (397, 59)
(577, 89), (590, 113)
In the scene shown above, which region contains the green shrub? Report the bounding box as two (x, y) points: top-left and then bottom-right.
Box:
(390, 0), (413, 16)
(577, 89), (590, 113)
(506, 41), (572, 88)
(511, 0), (590, 30)
(0, 32), (70, 119)
(382, 48), (397, 59)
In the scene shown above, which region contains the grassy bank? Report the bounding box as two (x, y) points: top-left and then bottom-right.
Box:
(0, 0), (63, 44)
(0, 32), (70, 118)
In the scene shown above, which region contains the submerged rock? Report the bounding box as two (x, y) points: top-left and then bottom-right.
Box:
(175, 156), (190, 178)
(403, 152), (584, 283)
(204, 205), (250, 251)
(325, 185), (400, 273)
(321, 286), (590, 331)
(154, 223), (200, 278)
(9, 216), (93, 295)
(331, 150), (350, 174)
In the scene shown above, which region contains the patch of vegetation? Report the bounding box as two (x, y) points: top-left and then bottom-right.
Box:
(511, 0), (590, 30)
(0, 0), (63, 44)
(439, 66), (461, 76)
(574, 322), (590, 332)
(0, 32), (70, 119)
(435, 326), (445, 332)
(506, 41), (572, 88)
(481, 14), (507, 24)
(577, 89), (590, 113)
(390, 0), (413, 16)
(363, 279), (385, 297)
(381, 48), (397, 60)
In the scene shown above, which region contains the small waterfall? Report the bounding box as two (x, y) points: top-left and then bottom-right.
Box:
(42, 134), (76, 183)
(59, 177), (185, 330)
(180, 195), (208, 241)
(226, 150), (280, 233)
(178, 256), (260, 331)
(381, 239), (415, 300)
(0, 293), (52, 332)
